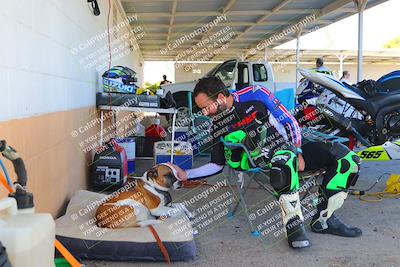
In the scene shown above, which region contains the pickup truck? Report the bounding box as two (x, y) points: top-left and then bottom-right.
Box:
(161, 59), (295, 125)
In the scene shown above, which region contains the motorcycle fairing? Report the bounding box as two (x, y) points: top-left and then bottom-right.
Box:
(298, 68), (366, 101)
(357, 140), (400, 161)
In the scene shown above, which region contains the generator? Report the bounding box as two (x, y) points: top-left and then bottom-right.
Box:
(91, 140), (128, 192)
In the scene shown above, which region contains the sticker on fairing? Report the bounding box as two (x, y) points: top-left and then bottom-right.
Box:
(357, 140), (400, 161)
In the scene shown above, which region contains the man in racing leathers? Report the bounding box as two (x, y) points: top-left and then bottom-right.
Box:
(172, 76), (362, 249)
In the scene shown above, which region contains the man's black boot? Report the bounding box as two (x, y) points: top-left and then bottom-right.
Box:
(311, 191), (362, 237)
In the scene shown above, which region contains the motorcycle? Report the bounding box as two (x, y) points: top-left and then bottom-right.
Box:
(295, 69), (400, 147)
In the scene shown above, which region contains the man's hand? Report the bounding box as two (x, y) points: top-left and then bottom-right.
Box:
(298, 153), (305, 172)
(167, 163), (188, 181)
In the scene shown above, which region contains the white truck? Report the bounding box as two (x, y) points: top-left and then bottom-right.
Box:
(161, 59), (295, 124)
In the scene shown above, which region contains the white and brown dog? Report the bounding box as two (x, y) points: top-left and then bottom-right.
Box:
(95, 163), (193, 228)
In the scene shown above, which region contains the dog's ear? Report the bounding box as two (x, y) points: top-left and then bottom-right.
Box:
(147, 167), (158, 181)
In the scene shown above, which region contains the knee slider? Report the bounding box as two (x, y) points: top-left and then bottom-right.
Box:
(270, 166), (290, 192)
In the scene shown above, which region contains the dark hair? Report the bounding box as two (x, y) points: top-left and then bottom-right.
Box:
(163, 75), (167, 79)
(316, 58), (324, 66)
(342, 70), (350, 76)
(193, 76), (230, 100)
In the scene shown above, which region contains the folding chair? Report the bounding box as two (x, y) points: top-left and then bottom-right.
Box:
(220, 138), (326, 237)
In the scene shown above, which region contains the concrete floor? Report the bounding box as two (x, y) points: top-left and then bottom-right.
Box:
(84, 157), (400, 267)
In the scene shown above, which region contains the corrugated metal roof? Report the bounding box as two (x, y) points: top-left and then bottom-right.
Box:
(121, 0), (389, 61)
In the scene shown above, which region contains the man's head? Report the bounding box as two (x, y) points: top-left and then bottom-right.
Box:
(193, 76), (230, 117)
(316, 58), (324, 68)
(342, 70), (350, 79)
(163, 75), (167, 80)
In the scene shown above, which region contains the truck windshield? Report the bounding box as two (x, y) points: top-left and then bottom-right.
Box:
(253, 64), (268, 82)
(205, 64), (221, 77)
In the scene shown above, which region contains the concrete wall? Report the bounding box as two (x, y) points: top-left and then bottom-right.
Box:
(0, 0), (143, 216)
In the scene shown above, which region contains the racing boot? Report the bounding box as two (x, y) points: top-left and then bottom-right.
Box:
(279, 192), (311, 248)
(311, 191), (362, 237)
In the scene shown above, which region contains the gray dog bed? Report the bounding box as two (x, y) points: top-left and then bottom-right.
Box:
(56, 190), (196, 262)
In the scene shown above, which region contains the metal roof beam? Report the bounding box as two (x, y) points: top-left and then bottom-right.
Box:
(166, 0), (178, 43)
(241, 0), (354, 59)
(140, 21), (294, 28)
(144, 30), (274, 38)
(130, 9), (319, 18)
(209, 0), (292, 60)
(162, 0), (237, 61)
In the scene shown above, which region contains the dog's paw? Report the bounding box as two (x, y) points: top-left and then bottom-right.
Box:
(170, 203), (194, 220)
(192, 228), (199, 236)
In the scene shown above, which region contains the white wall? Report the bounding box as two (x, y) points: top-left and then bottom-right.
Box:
(0, 0), (144, 122)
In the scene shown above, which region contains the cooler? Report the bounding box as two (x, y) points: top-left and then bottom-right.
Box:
(154, 141), (193, 170)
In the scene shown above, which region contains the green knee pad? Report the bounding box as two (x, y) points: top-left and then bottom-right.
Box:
(326, 150), (361, 191)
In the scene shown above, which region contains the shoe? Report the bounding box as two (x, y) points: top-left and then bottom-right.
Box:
(311, 213), (362, 237)
(286, 216), (311, 248)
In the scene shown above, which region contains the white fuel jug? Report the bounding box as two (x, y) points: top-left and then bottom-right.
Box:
(0, 197), (55, 267)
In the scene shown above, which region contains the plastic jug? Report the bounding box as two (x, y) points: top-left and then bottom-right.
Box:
(0, 197), (55, 267)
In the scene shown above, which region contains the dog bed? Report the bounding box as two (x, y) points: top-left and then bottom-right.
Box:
(56, 190), (196, 262)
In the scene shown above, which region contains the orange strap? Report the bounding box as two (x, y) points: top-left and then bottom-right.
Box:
(181, 180), (209, 188)
(0, 172), (13, 193)
(55, 240), (81, 267)
(148, 225), (171, 264)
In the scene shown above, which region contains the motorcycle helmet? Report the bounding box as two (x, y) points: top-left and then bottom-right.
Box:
(102, 66), (138, 85)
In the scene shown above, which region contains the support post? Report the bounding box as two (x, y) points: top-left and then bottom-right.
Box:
(336, 54), (348, 79)
(295, 27), (303, 89)
(354, 0), (368, 82)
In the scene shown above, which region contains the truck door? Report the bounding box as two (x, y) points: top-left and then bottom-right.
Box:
(235, 63), (250, 90)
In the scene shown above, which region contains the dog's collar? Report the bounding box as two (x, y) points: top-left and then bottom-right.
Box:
(155, 187), (172, 206)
